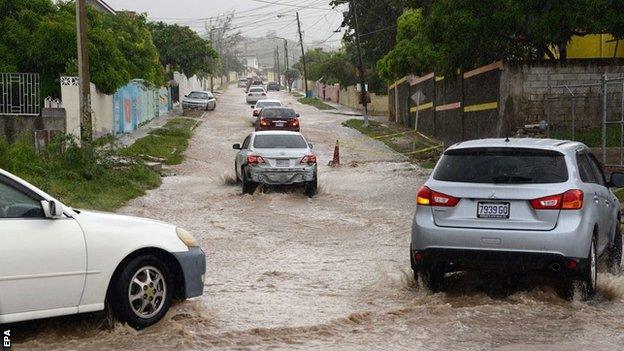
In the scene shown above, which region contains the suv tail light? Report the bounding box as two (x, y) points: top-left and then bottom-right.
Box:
(416, 186), (459, 207)
(300, 154), (317, 165)
(247, 155), (265, 165)
(530, 189), (583, 210)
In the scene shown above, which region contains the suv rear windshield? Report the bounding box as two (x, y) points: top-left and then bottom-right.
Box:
(250, 87), (264, 92)
(254, 135), (307, 149)
(433, 147), (568, 184)
(261, 108), (296, 119)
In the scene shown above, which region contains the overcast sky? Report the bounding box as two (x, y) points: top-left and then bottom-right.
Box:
(105, 0), (346, 46)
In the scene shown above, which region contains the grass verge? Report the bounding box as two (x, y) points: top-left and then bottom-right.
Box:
(0, 117), (199, 211)
(297, 97), (336, 110)
(290, 91), (304, 98)
(342, 118), (439, 169)
(122, 117), (199, 165)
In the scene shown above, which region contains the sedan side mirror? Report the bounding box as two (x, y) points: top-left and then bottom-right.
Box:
(609, 172), (624, 188)
(309, 143), (314, 149)
(184, 94), (188, 98)
(233, 143), (242, 150)
(296, 114), (300, 117)
(253, 110), (260, 117)
(250, 105), (255, 109)
(41, 199), (64, 219)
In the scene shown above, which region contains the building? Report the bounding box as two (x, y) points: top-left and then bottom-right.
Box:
(565, 34), (624, 59)
(86, 0), (116, 15)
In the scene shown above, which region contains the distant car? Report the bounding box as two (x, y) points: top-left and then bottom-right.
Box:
(232, 131), (317, 197)
(182, 91), (216, 111)
(411, 138), (624, 299)
(266, 82), (280, 91)
(250, 99), (283, 123)
(255, 107), (300, 132)
(238, 78), (248, 88)
(246, 86), (267, 104)
(0, 168), (205, 329)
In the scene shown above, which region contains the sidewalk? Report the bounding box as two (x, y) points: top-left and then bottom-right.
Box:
(115, 106), (182, 147)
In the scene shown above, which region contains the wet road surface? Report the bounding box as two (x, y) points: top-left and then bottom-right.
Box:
(13, 86), (624, 350)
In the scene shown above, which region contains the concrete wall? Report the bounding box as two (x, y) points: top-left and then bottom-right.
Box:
(61, 77), (171, 139)
(500, 60), (624, 131)
(174, 72), (208, 97)
(314, 81), (389, 115)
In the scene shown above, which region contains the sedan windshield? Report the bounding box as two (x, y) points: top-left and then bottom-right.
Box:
(261, 108), (296, 119)
(433, 148), (568, 184)
(254, 135), (307, 149)
(187, 92), (208, 99)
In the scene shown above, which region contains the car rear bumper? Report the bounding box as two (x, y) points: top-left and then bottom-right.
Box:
(410, 247), (588, 275)
(250, 167), (316, 185)
(172, 247), (206, 298)
(256, 126), (300, 132)
(183, 103), (208, 110)
(411, 205), (593, 259)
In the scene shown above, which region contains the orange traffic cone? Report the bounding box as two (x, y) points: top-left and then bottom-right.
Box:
(331, 140), (340, 167)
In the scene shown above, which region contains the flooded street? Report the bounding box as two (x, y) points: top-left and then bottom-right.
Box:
(14, 87), (624, 350)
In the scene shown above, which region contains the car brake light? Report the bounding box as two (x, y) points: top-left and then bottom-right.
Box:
(300, 154), (317, 165)
(416, 186), (431, 205)
(259, 118), (270, 127)
(247, 155), (265, 165)
(416, 186), (459, 207)
(290, 118), (300, 127)
(530, 189), (583, 210)
(562, 189), (583, 209)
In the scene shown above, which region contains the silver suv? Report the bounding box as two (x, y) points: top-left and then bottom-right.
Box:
(411, 138), (624, 299)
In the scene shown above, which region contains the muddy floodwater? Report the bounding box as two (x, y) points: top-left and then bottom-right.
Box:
(13, 88), (624, 350)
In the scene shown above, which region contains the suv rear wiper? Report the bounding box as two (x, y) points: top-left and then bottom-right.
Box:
(490, 175), (533, 183)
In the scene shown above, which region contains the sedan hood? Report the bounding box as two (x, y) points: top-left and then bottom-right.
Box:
(183, 98), (208, 103)
(74, 209), (176, 233)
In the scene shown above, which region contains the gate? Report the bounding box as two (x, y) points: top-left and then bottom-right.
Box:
(0, 73), (40, 116)
(602, 75), (624, 167)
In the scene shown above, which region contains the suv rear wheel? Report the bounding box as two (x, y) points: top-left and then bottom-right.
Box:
(607, 223), (622, 274)
(420, 266), (445, 292)
(559, 236), (597, 300)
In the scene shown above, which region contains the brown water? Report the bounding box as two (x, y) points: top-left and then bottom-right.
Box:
(12, 88), (624, 350)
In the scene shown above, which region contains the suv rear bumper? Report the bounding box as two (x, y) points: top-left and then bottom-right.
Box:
(410, 247), (588, 275)
(411, 206), (593, 259)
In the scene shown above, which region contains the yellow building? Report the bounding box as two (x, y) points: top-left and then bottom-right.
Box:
(566, 34), (624, 58)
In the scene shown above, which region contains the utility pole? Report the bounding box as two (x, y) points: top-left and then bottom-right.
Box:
(350, 0), (369, 126)
(296, 12), (308, 97)
(209, 19), (214, 91)
(284, 40), (289, 70)
(76, 0), (92, 142)
(276, 45), (281, 86)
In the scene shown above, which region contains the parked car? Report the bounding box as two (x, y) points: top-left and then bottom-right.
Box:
(255, 106), (300, 132)
(0, 168), (206, 329)
(267, 81), (280, 91)
(232, 131), (317, 197)
(238, 78), (248, 88)
(410, 138), (624, 299)
(246, 86), (267, 104)
(250, 99), (283, 124)
(182, 91), (216, 111)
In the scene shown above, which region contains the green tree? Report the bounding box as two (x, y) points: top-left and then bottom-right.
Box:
(0, 0), (166, 97)
(148, 21), (218, 78)
(377, 9), (437, 81)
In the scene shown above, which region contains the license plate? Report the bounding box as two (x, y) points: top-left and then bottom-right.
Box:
(276, 159), (289, 167)
(477, 202), (510, 219)
(275, 122), (284, 127)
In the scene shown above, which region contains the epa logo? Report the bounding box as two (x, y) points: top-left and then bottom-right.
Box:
(2, 329), (9, 350)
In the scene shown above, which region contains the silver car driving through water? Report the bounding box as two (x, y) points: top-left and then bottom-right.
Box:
(233, 131), (318, 197)
(411, 138), (624, 299)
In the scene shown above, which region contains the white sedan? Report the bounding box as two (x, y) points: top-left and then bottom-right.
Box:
(0, 168), (205, 329)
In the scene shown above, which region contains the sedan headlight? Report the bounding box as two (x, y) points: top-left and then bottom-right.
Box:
(176, 227), (199, 247)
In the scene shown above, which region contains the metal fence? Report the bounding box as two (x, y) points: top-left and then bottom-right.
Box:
(0, 73), (40, 116)
(545, 74), (624, 167)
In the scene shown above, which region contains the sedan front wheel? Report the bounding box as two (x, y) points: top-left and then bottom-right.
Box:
(109, 255), (173, 329)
